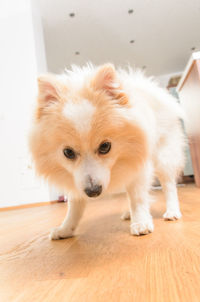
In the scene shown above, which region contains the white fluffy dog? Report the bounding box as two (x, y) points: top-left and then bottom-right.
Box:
(29, 64), (185, 239)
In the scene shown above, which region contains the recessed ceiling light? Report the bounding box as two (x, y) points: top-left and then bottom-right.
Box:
(128, 9), (134, 14)
(75, 51), (80, 55)
(130, 40), (135, 44)
(69, 13), (75, 17)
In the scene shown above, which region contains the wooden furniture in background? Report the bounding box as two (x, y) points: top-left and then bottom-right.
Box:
(177, 52), (200, 187)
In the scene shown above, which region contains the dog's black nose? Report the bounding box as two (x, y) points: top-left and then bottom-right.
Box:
(84, 185), (102, 197)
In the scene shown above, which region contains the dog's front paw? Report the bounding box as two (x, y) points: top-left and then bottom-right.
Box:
(163, 209), (182, 221)
(130, 218), (154, 236)
(49, 226), (74, 240)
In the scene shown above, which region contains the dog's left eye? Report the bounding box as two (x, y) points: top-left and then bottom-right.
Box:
(63, 148), (76, 160)
(98, 142), (111, 155)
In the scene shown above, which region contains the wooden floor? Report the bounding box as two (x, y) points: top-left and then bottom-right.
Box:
(0, 184), (200, 302)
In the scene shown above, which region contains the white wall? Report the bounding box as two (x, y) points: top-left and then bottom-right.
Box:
(0, 0), (50, 207)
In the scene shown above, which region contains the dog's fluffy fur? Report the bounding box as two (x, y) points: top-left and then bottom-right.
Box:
(29, 63), (185, 239)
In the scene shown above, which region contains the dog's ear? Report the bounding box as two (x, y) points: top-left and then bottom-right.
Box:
(36, 74), (66, 118)
(92, 64), (129, 105)
(37, 74), (65, 104)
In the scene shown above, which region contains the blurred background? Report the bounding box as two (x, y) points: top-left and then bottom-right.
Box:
(0, 0), (200, 208)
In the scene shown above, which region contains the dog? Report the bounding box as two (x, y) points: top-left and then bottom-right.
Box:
(29, 63), (185, 239)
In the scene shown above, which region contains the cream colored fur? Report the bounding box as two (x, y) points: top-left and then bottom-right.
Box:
(29, 63), (185, 239)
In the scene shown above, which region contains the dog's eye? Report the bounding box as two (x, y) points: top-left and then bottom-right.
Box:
(98, 142), (111, 155)
(63, 148), (76, 160)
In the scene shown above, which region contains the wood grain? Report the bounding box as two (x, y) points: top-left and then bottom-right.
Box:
(0, 184), (200, 302)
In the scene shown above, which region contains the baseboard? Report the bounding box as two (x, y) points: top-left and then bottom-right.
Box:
(0, 200), (58, 212)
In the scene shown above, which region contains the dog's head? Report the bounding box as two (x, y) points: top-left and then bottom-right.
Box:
(29, 64), (148, 198)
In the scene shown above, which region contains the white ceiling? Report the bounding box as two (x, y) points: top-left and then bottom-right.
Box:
(38, 0), (200, 76)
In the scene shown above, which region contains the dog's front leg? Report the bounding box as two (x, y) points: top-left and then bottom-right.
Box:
(126, 163), (154, 236)
(50, 196), (86, 240)
(127, 184), (154, 236)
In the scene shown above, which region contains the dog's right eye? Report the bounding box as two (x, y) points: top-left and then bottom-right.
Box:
(98, 141), (111, 155)
(63, 148), (76, 160)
